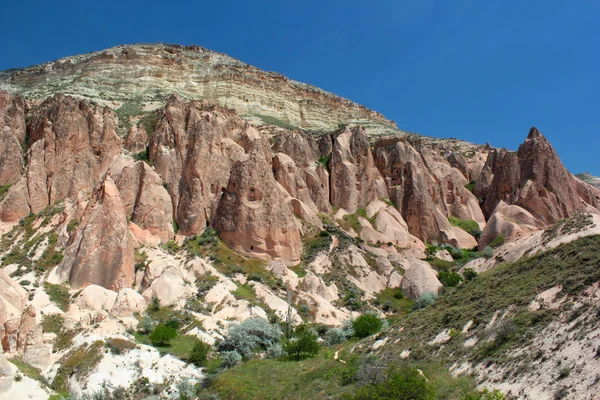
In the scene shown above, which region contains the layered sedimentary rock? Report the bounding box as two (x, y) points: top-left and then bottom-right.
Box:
(50, 177), (134, 291)
(476, 128), (600, 225)
(0, 44), (394, 131)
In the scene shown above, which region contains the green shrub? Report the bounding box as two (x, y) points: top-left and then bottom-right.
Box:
(413, 292), (437, 310)
(43, 283), (70, 312)
(282, 327), (320, 360)
(350, 366), (435, 400)
(438, 271), (463, 287)
(188, 339), (211, 367)
(149, 324), (177, 347)
(220, 350), (242, 368)
(218, 318), (282, 358)
(425, 244), (438, 260)
(324, 327), (346, 346)
(352, 314), (383, 338)
(463, 268), (478, 281)
(481, 246), (494, 259)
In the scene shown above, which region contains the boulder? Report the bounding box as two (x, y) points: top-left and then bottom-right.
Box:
(75, 285), (118, 312)
(0, 353), (15, 394)
(112, 289), (147, 317)
(479, 201), (541, 249)
(400, 258), (442, 299)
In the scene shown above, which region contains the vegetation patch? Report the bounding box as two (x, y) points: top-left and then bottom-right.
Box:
(43, 282), (70, 312)
(8, 358), (49, 387)
(371, 288), (414, 315)
(379, 235), (600, 367)
(448, 216), (481, 239)
(254, 113), (298, 130)
(52, 341), (104, 395)
(337, 209), (368, 234)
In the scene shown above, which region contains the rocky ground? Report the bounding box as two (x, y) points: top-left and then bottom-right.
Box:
(1, 44), (600, 399)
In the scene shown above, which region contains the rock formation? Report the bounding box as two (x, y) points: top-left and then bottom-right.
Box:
(215, 144), (302, 264)
(0, 94), (122, 221)
(476, 127), (600, 225)
(50, 177), (134, 291)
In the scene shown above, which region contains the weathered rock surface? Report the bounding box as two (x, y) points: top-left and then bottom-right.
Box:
(0, 92), (26, 185)
(114, 160), (174, 243)
(0, 94), (122, 222)
(330, 127), (388, 213)
(479, 201), (541, 249)
(400, 258), (442, 299)
(124, 124), (148, 154)
(0, 44), (395, 131)
(50, 177), (134, 291)
(373, 137), (484, 246)
(215, 144), (302, 264)
(476, 128), (600, 225)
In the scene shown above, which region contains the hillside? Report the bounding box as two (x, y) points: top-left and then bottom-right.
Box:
(1, 44), (600, 400)
(0, 43), (396, 132)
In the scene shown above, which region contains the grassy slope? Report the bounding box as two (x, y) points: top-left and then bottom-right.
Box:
(381, 234), (600, 365)
(211, 234), (600, 399)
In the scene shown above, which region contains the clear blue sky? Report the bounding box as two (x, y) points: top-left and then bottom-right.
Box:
(2, 0), (599, 174)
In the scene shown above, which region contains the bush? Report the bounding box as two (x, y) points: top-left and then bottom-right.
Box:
(265, 344), (285, 359)
(463, 268), (478, 281)
(352, 314), (383, 338)
(138, 315), (155, 334)
(283, 327), (320, 360)
(481, 246), (494, 259)
(425, 244), (437, 260)
(149, 324), (177, 347)
(438, 270), (463, 287)
(188, 339), (211, 367)
(220, 351), (242, 368)
(350, 366), (435, 400)
(219, 318), (282, 358)
(324, 327), (346, 346)
(413, 292), (437, 310)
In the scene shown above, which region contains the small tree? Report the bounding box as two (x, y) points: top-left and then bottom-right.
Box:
(188, 339), (210, 367)
(149, 324), (177, 347)
(438, 270), (463, 287)
(283, 328), (320, 360)
(352, 314), (383, 338)
(463, 268), (478, 281)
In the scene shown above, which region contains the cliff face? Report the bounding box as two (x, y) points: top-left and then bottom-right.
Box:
(0, 44), (394, 131)
(1, 86), (598, 292)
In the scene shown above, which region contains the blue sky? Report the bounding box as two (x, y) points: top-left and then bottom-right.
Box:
(2, 0), (599, 174)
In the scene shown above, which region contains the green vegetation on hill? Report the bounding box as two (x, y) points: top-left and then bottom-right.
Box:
(381, 235), (600, 367)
